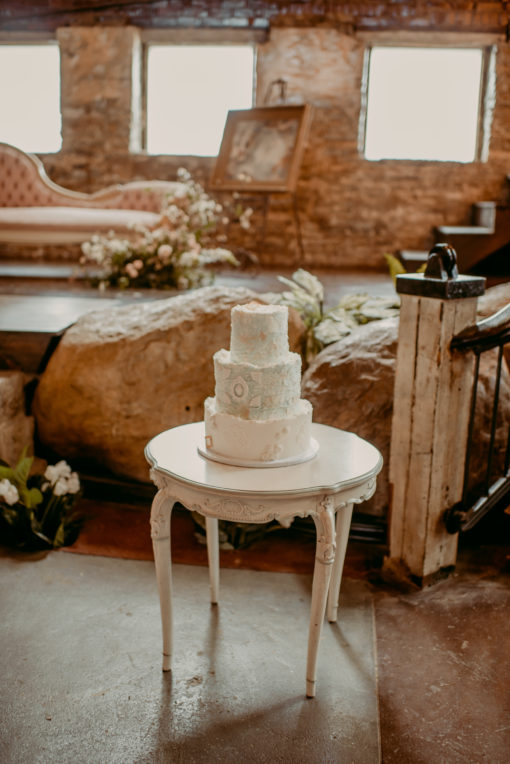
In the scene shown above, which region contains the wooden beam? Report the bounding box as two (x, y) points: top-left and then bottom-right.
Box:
(387, 269), (484, 584)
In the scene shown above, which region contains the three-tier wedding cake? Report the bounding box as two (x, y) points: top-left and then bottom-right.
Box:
(201, 301), (317, 466)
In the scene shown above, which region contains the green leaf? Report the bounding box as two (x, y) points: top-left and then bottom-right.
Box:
(0, 465), (15, 481)
(13, 449), (34, 487)
(53, 521), (66, 548)
(383, 253), (407, 285)
(21, 486), (44, 510)
(0, 506), (18, 526)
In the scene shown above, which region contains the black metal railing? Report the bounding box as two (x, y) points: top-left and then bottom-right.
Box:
(444, 303), (510, 533)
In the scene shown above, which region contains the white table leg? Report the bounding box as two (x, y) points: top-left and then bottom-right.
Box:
(327, 502), (354, 623)
(306, 499), (336, 698)
(150, 489), (175, 672)
(205, 516), (220, 604)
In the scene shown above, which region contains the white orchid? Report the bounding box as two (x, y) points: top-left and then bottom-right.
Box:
(0, 448), (82, 551)
(44, 460), (80, 496)
(0, 478), (19, 506)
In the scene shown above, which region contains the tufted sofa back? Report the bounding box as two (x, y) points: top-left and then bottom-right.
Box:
(0, 142), (185, 212)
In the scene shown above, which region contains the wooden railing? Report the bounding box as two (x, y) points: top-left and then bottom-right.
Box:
(444, 303), (510, 533)
(387, 243), (495, 585)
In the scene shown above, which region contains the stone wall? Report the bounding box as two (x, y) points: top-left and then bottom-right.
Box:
(24, 19), (510, 269)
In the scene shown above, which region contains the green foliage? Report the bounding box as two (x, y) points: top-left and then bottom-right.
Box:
(384, 253), (407, 285)
(277, 269), (400, 365)
(384, 252), (427, 286)
(0, 449), (82, 552)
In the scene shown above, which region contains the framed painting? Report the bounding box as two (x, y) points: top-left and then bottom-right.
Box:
(209, 104), (312, 193)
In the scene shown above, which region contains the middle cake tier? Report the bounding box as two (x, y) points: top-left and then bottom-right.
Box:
(213, 348), (302, 420)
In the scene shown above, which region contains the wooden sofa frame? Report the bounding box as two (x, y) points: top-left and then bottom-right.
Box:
(0, 142), (183, 253)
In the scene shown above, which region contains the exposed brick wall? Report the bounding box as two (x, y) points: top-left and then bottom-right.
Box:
(2, 1), (509, 33)
(25, 19), (510, 270)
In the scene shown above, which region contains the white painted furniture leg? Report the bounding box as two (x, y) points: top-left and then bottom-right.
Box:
(149, 489), (175, 672)
(306, 499), (336, 698)
(205, 516), (220, 604)
(327, 502), (354, 623)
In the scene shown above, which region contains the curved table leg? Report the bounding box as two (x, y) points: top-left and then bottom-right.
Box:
(206, 516), (220, 604)
(150, 489), (176, 672)
(327, 502), (354, 623)
(306, 497), (336, 698)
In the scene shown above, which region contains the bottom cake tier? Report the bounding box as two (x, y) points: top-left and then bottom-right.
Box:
(202, 397), (315, 466)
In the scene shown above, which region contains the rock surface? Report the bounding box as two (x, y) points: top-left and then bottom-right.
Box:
(477, 281), (510, 319)
(33, 286), (305, 482)
(0, 372), (34, 466)
(302, 318), (398, 517)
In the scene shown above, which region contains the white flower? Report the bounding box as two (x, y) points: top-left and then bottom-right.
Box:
(46, 468), (80, 497)
(53, 478), (68, 497)
(43, 460), (80, 495)
(66, 473), (81, 495)
(0, 479), (19, 506)
(292, 269), (324, 302)
(180, 252), (199, 267)
(44, 460), (72, 484)
(314, 315), (356, 345)
(157, 244), (173, 261)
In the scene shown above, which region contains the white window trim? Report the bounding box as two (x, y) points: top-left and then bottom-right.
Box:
(141, 31), (259, 156)
(0, 35), (62, 154)
(358, 32), (499, 163)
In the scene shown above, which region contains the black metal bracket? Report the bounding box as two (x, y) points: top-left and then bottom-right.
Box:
(396, 243), (486, 299)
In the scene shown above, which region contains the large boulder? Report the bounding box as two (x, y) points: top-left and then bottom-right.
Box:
(477, 281), (510, 318)
(33, 286), (305, 483)
(302, 318), (398, 517)
(0, 372), (35, 466)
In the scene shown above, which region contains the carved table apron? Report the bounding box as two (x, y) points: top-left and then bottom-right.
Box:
(145, 421), (382, 698)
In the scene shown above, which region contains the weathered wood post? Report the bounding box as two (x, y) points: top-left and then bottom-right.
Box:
(386, 244), (485, 585)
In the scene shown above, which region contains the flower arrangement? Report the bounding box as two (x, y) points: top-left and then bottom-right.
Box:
(80, 168), (252, 290)
(0, 448), (82, 551)
(277, 269), (400, 364)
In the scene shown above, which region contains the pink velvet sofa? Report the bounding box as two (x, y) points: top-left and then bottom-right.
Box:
(0, 142), (184, 249)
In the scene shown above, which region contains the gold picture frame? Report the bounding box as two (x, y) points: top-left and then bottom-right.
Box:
(210, 104), (312, 193)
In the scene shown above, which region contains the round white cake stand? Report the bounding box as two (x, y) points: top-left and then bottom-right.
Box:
(197, 437), (319, 468)
(145, 421), (383, 698)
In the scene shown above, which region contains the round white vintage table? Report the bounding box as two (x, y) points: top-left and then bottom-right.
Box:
(145, 421), (382, 698)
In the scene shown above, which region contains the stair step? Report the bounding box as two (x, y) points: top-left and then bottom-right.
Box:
(436, 226), (493, 236)
(398, 250), (428, 271)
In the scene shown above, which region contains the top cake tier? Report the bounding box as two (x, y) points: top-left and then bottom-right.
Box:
(230, 302), (289, 365)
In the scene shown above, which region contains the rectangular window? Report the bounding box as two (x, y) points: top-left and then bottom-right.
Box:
(0, 43), (62, 153)
(363, 46), (486, 163)
(145, 44), (254, 156)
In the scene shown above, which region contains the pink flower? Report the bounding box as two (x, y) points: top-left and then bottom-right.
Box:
(125, 263), (138, 278)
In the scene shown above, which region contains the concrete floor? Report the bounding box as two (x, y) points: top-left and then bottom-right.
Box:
(1, 543), (508, 764)
(375, 545), (510, 764)
(0, 550), (380, 764)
